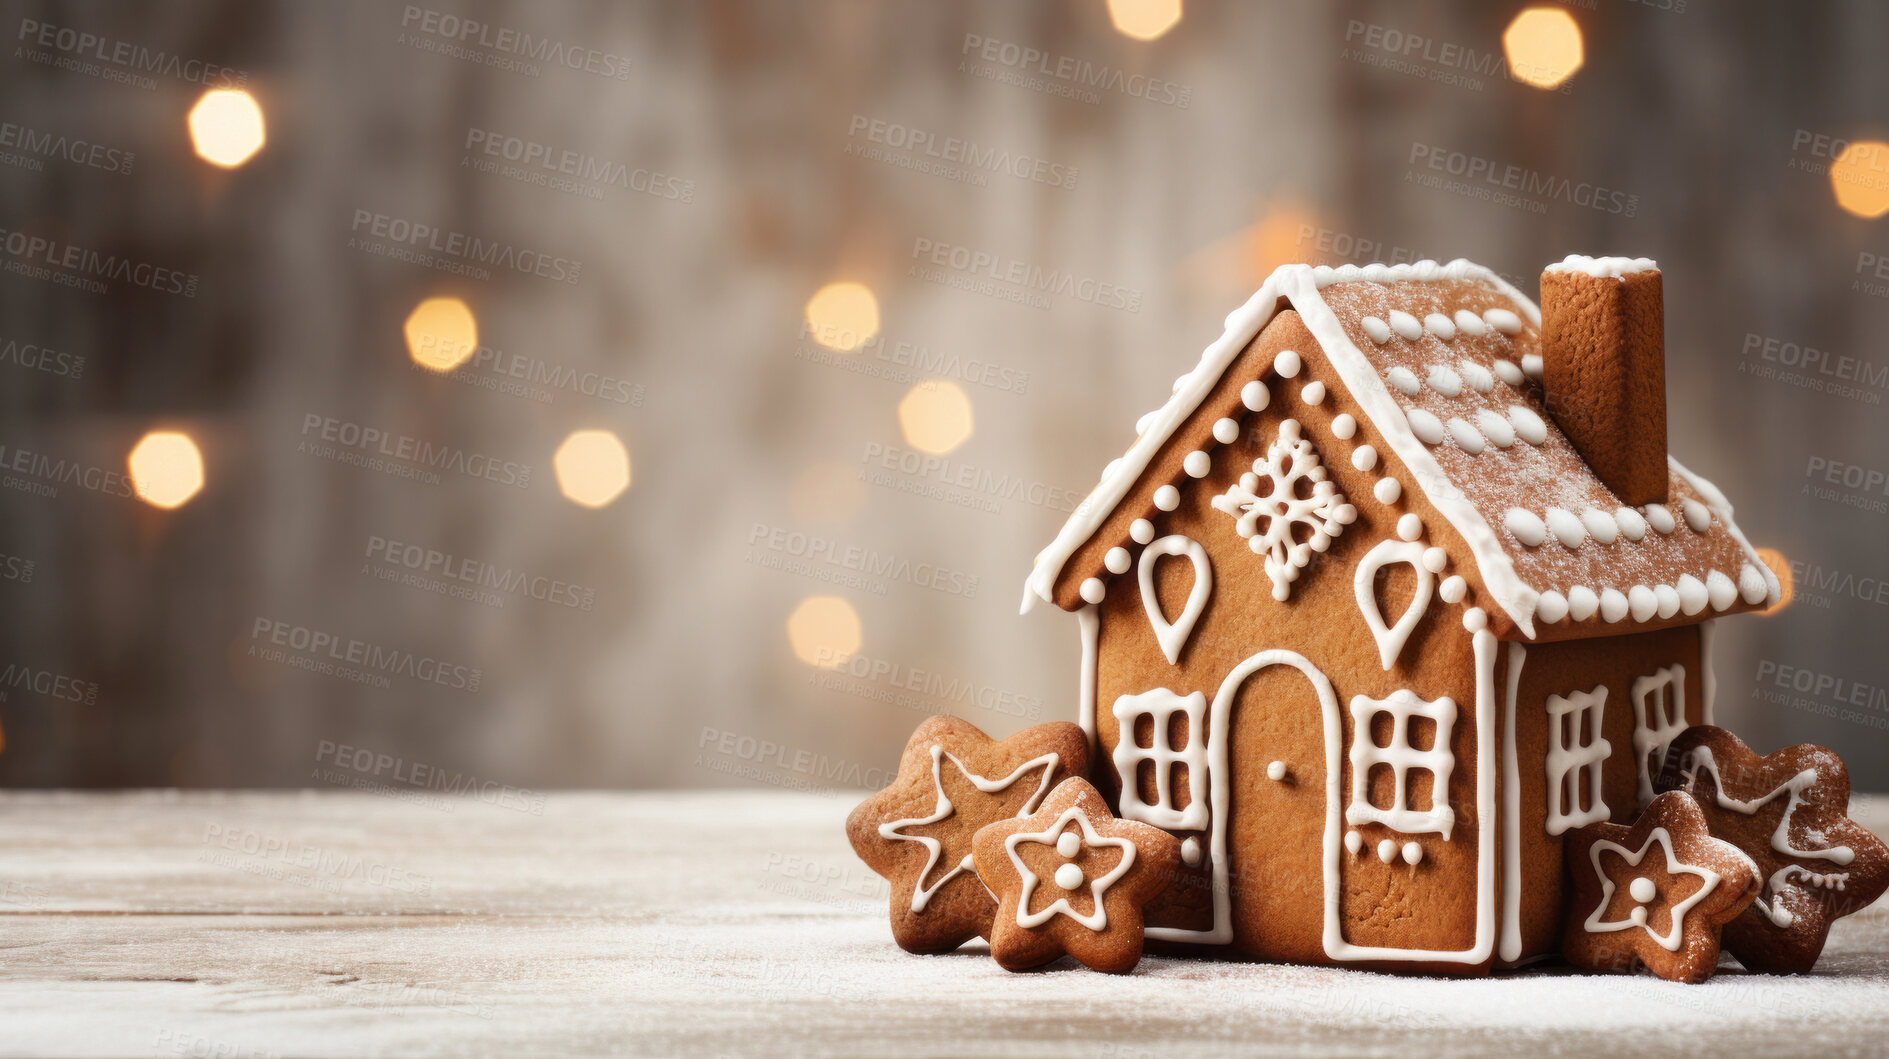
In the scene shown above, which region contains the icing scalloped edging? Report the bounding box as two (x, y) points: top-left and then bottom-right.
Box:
(1544, 254), (1658, 278)
(1021, 259), (1545, 637)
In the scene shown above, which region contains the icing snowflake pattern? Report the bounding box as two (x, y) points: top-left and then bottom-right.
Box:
(1211, 418), (1351, 600)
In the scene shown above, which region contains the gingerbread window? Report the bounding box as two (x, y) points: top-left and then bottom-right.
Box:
(1631, 665), (1688, 806)
(1345, 690), (1457, 839)
(1110, 688), (1209, 832)
(1545, 687), (1612, 835)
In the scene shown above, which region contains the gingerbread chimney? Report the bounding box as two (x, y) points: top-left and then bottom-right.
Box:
(1539, 255), (1668, 505)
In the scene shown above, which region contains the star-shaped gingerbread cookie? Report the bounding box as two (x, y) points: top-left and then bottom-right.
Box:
(1563, 789), (1758, 983)
(1655, 725), (1889, 973)
(971, 777), (1179, 973)
(847, 716), (1088, 954)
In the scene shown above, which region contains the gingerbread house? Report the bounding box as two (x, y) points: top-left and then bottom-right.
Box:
(1020, 257), (1781, 974)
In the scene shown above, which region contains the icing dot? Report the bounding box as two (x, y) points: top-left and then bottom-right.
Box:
(1459, 361), (1494, 392)
(1683, 499), (1711, 532)
(1706, 570), (1737, 611)
(1536, 590), (1569, 624)
(1453, 310), (1487, 337)
(1181, 837), (1201, 866)
(1615, 508), (1647, 541)
(1332, 413), (1357, 440)
(1153, 485), (1180, 511)
(1599, 588), (1629, 623)
(1739, 563), (1769, 604)
(1493, 359), (1524, 387)
(1446, 417), (1485, 454)
(1521, 354), (1544, 380)
(1135, 411), (1160, 436)
(1345, 830), (1363, 855)
(1485, 308), (1522, 335)
(1080, 577), (1106, 604)
(1427, 365), (1463, 396)
(1266, 760), (1286, 781)
(1439, 575), (1467, 603)
(1130, 518), (1155, 545)
(1301, 381), (1327, 405)
(1503, 508), (1547, 547)
(1581, 508), (1619, 545)
(1402, 841), (1423, 866)
(1104, 547), (1131, 574)
(1054, 863), (1085, 891)
(1377, 839), (1398, 863)
(1388, 310), (1423, 340)
(1655, 584), (1681, 619)
(1397, 514), (1423, 541)
(1275, 350), (1302, 378)
(1628, 585), (1658, 622)
(1057, 831), (1081, 858)
(1374, 477), (1402, 504)
(1629, 877), (1657, 904)
(1545, 507), (1585, 550)
(1386, 366), (1420, 395)
(1421, 547), (1448, 573)
(1423, 313), (1456, 340)
(1362, 316), (1392, 344)
(1184, 450), (1211, 478)
(1213, 417), (1241, 445)
(1568, 586), (1600, 621)
(1645, 504), (1676, 534)
(1463, 606), (1488, 632)
(1508, 406), (1548, 445)
(1676, 574), (1708, 615)
(1475, 409), (1516, 448)
(1242, 380), (1270, 412)
(1352, 445), (1378, 472)
(1406, 408), (1445, 445)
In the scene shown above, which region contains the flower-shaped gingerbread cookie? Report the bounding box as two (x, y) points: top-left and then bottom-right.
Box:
(971, 777), (1180, 973)
(1563, 790), (1758, 983)
(1655, 725), (1889, 973)
(847, 716), (1088, 954)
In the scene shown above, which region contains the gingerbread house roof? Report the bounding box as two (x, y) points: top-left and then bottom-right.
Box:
(1022, 259), (1781, 640)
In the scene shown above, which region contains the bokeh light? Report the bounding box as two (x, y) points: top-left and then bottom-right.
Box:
(188, 89), (266, 168)
(1107, 0), (1182, 41)
(127, 431), (205, 509)
(787, 595), (862, 668)
(898, 380), (975, 455)
(1755, 547), (1793, 614)
(1830, 140), (1889, 218)
(405, 296), (480, 372)
(789, 460), (868, 524)
(804, 281), (880, 352)
(1503, 8), (1583, 90)
(553, 430), (631, 508)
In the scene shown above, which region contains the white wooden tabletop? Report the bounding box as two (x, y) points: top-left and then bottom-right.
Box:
(2, 789), (1887, 1058)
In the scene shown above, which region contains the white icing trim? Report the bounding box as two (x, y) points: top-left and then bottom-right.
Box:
(1077, 604), (1099, 759)
(1544, 687), (1612, 835)
(1345, 690), (1458, 839)
(1111, 688), (1209, 832)
(1006, 805), (1136, 931)
(1669, 455), (1782, 606)
(1699, 620), (1717, 725)
(1020, 260), (1543, 637)
(1354, 539), (1435, 670)
(1137, 535), (1212, 665)
(1500, 642), (1526, 963)
(880, 747), (1062, 911)
(1544, 254), (1659, 278)
(1583, 827), (1718, 952)
(1630, 665), (1688, 807)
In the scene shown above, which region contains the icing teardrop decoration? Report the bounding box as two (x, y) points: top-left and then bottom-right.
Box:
(1138, 535), (1213, 665)
(1353, 539), (1436, 670)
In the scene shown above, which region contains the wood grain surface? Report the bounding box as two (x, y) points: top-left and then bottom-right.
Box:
(2, 790), (1886, 1057)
